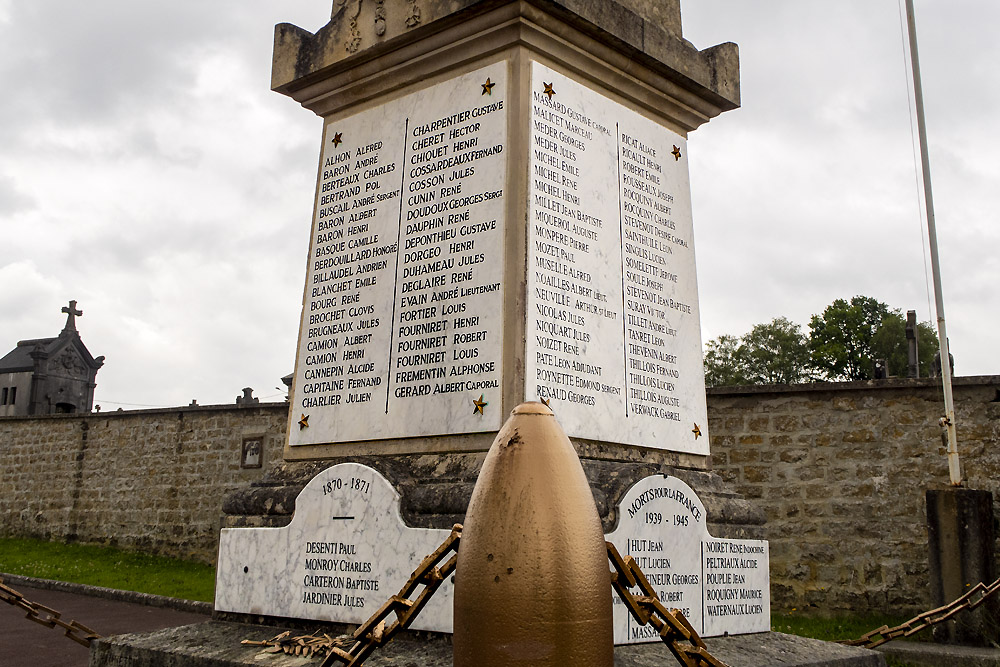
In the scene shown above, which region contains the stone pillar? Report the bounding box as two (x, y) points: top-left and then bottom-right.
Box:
(225, 0), (760, 596)
(906, 309), (919, 378)
(926, 487), (999, 645)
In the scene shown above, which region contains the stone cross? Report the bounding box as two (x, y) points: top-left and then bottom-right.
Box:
(61, 300), (83, 332)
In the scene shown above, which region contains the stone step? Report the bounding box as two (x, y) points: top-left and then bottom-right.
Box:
(89, 621), (885, 667)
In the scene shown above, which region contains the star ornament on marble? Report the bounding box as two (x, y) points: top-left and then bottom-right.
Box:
(672, 145), (683, 161)
(543, 82), (556, 99)
(332, 132), (343, 147)
(692, 423), (702, 439)
(299, 414), (310, 430)
(473, 395), (488, 415)
(481, 78), (495, 95)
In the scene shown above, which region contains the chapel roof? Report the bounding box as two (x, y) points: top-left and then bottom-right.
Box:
(0, 300), (104, 374)
(0, 338), (59, 373)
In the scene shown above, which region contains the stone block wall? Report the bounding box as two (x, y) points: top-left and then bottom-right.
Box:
(2, 378), (998, 614)
(0, 404), (287, 563)
(708, 376), (1000, 614)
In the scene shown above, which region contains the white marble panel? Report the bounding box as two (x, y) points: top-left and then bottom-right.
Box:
(216, 463), (454, 631)
(288, 63), (508, 445)
(606, 475), (770, 641)
(525, 61), (710, 455)
(701, 536), (771, 637)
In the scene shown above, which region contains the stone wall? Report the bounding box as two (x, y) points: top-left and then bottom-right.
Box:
(708, 376), (1000, 614)
(0, 404), (287, 563)
(2, 378), (998, 614)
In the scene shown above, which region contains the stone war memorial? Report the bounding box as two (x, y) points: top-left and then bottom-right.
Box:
(93, 1), (885, 665)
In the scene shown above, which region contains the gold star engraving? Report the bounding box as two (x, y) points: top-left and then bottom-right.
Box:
(332, 132), (343, 147)
(692, 423), (702, 439)
(473, 395), (488, 415)
(299, 414), (310, 430)
(481, 78), (495, 95)
(671, 145), (682, 161)
(542, 82), (555, 99)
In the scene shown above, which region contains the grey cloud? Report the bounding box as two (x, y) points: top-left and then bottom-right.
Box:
(0, 173), (35, 215)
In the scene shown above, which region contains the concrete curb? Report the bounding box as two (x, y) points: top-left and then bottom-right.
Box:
(0, 572), (213, 615)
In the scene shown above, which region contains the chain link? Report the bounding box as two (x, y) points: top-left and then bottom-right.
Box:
(0, 576), (102, 647)
(607, 541), (730, 667)
(841, 575), (1000, 649)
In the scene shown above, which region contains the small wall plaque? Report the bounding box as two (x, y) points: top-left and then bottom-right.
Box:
(240, 437), (263, 469)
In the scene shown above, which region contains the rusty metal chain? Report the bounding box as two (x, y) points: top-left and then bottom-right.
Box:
(244, 523), (462, 665)
(0, 576), (101, 648)
(247, 528), (726, 667)
(841, 574), (1000, 649)
(608, 541), (730, 667)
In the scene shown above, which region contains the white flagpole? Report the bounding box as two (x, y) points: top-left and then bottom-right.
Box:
(904, 0), (961, 485)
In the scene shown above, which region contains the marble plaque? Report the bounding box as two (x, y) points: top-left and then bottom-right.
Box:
(289, 64), (507, 445)
(526, 62), (710, 455)
(218, 468), (767, 641)
(215, 463), (453, 631)
(606, 475), (770, 640)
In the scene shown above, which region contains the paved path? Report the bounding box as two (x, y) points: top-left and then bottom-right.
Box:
(1, 582), (208, 667)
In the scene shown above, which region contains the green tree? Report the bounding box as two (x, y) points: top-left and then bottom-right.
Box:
(703, 334), (747, 387)
(703, 318), (813, 387)
(742, 317), (814, 384)
(808, 296), (938, 381)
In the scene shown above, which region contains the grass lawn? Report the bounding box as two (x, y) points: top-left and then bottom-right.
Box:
(0, 536), (215, 602)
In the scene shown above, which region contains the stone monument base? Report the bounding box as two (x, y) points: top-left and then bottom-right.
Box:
(90, 621), (886, 667)
(222, 454), (765, 541)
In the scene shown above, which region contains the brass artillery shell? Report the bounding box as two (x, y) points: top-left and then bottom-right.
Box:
(453, 402), (613, 666)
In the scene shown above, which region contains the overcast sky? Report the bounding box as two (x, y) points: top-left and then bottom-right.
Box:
(1, 1), (996, 410)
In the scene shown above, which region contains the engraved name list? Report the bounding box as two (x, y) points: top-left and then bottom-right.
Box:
(291, 66), (508, 445)
(525, 62), (709, 454)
